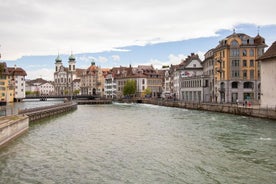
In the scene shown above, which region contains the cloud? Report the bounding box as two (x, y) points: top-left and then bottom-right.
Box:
(1, 0), (276, 60)
(26, 68), (53, 81)
(98, 56), (108, 63)
(111, 55), (120, 61)
(148, 52), (207, 69)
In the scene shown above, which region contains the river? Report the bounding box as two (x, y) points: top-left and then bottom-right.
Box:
(0, 102), (275, 183)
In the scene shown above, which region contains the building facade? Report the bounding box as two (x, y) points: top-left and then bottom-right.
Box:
(8, 65), (27, 101)
(80, 61), (103, 96)
(178, 53), (204, 102)
(202, 49), (215, 102)
(54, 54), (78, 95)
(0, 62), (14, 103)
(257, 41), (276, 108)
(213, 32), (266, 103)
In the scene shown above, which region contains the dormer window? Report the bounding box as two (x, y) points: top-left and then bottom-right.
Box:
(231, 40), (238, 47)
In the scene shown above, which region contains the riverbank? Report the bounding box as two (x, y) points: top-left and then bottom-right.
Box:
(117, 98), (276, 120)
(0, 115), (29, 148)
(146, 99), (276, 120)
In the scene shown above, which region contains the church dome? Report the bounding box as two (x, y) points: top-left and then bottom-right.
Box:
(55, 55), (62, 63)
(254, 34), (265, 45)
(69, 53), (76, 61)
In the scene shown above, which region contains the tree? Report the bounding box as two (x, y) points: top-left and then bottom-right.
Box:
(123, 79), (136, 97)
(73, 90), (80, 95)
(144, 88), (152, 97)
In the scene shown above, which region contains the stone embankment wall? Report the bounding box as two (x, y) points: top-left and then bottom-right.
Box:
(19, 102), (78, 122)
(142, 99), (276, 120)
(0, 115), (29, 148)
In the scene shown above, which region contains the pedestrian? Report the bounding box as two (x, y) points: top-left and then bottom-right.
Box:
(236, 99), (239, 106)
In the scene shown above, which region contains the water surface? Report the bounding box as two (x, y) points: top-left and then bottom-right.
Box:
(0, 103), (275, 183)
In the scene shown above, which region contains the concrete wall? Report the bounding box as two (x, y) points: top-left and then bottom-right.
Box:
(142, 99), (276, 120)
(0, 115), (29, 148)
(19, 102), (77, 122)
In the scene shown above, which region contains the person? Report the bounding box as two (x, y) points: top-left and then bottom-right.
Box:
(236, 99), (239, 105)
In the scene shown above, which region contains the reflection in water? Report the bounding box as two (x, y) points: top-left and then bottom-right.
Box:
(0, 103), (275, 183)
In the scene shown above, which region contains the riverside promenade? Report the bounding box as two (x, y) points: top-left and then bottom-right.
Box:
(141, 99), (276, 120)
(116, 98), (276, 120)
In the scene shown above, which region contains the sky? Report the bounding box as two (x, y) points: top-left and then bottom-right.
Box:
(0, 0), (276, 80)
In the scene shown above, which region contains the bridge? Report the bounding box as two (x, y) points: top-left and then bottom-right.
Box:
(24, 95), (100, 101)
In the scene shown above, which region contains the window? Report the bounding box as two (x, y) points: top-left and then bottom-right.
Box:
(243, 60), (247, 67)
(258, 48), (264, 56)
(232, 70), (240, 77)
(244, 82), (254, 89)
(242, 49), (247, 56)
(250, 70), (254, 79)
(232, 60), (240, 67)
(232, 81), (238, 88)
(243, 70), (247, 79)
(250, 60), (254, 67)
(231, 40), (238, 46)
(231, 49), (240, 57)
(250, 49), (254, 56)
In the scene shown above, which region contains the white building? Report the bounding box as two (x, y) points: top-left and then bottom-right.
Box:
(25, 78), (54, 95)
(178, 53), (204, 101)
(8, 66), (27, 101)
(104, 73), (116, 99)
(257, 41), (276, 108)
(40, 82), (55, 95)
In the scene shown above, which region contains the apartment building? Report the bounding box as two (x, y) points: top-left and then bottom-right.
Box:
(213, 32), (266, 103)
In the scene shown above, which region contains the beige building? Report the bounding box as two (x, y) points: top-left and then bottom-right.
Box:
(80, 61), (107, 97)
(213, 32), (266, 103)
(112, 65), (163, 98)
(257, 41), (276, 108)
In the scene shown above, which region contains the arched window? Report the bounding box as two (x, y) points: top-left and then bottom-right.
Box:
(244, 82), (254, 89)
(231, 40), (239, 47)
(232, 81), (238, 88)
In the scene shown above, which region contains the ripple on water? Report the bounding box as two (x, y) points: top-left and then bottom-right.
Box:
(0, 104), (276, 184)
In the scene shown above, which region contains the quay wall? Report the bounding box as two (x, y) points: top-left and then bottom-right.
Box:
(19, 102), (78, 122)
(141, 99), (276, 120)
(0, 115), (29, 148)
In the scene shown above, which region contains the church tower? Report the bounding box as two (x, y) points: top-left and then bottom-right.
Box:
(55, 54), (62, 72)
(68, 52), (76, 72)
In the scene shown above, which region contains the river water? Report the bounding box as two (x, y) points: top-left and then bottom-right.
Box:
(0, 102), (275, 183)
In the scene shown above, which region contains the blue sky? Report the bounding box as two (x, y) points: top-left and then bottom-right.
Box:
(1, 0), (276, 80)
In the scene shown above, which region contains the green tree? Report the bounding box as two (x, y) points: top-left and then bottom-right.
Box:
(73, 90), (80, 95)
(123, 79), (136, 97)
(144, 88), (152, 97)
